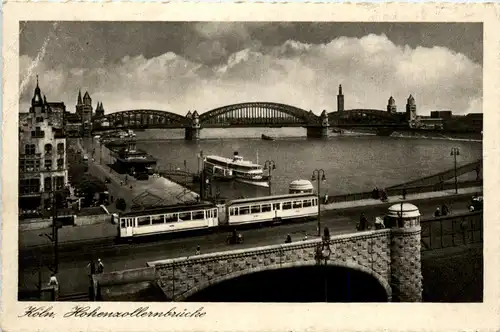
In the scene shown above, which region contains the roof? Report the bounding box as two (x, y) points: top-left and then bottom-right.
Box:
(121, 203), (215, 217)
(228, 193), (316, 206)
(387, 203), (420, 218)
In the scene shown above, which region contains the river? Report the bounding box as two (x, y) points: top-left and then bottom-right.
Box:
(125, 128), (482, 199)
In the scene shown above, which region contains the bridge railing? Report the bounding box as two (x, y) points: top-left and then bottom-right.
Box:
(329, 179), (482, 204)
(420, 211), (483, 252)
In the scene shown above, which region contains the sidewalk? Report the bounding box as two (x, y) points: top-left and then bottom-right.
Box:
(323, 186), (481, 211)
(19, 186), (482, 249)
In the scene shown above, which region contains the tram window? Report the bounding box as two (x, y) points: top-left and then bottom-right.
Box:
(282, 202), (292, 210)
(213, 209), (218, 218)
(179, 212), (192, 221)
(151, 215), (164, 225)
(293, 201), (302, 209)
(262, 204), (271, 212)
(240, 206), (250, 215)
(165, 213), (177, 223)
(120, 220), (125, 228)
(229, 208), (235, 216)
(192, 211), (205, 220)
(251, 205), (261, 214)
(312, 198), (318, 206)
(137, 216), (150, 226)
(303, 200), (312, 207)
(273, 203), (281, 210)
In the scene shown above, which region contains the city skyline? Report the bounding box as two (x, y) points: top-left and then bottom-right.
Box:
(20, 22), (482, 116)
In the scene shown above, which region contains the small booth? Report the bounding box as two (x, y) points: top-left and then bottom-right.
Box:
(289, 179), (314, 194)
(385, 202), (421, 228)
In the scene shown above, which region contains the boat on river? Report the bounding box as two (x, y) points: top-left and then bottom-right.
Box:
(203, 152), (270, 187)
(261, 134), (275, 141)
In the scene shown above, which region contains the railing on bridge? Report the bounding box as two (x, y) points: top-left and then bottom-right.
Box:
(420, 211), (483, 252)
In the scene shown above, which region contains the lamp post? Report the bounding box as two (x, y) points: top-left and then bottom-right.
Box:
(315, 227), (332, 302)
(311, 169), (326, 237)
(264, 160), (276, 196)
(451, 147), (460, 194)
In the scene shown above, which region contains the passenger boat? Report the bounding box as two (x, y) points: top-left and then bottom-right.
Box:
(261, 134), (275, 141)
(203, 152), (270, 187)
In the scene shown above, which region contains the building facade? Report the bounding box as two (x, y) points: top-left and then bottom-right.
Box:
(19, 78), (69, 216)
(76, 90), (94, 136)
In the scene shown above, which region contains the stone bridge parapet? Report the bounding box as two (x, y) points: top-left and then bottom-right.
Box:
(148, 230), (396, 301)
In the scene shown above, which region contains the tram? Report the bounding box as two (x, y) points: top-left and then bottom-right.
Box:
(117, 193), (319, 239)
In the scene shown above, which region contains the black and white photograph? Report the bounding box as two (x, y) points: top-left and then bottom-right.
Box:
(3, 3), (499, 331)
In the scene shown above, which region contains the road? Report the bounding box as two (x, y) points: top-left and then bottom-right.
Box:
(18, 195), (474, 296)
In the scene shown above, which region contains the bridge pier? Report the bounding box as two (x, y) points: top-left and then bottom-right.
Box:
(306, 110), (330, 139)
(184, 127), (201, 140)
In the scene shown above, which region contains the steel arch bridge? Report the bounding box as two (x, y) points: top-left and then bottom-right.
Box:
(329, 109), (407, 126)
(199, 102), (319, 127)
(93, 109), (187, 131)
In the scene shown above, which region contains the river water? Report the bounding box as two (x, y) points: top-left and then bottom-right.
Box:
(127, 128), (482, 199)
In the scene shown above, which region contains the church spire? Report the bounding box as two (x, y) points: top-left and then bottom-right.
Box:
(339, 84), (343, 95)
(77, 89), (82, 105)
(31, 74), (43, 106)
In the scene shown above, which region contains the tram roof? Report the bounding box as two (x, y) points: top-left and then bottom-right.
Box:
(121, 202), (215, 217)
(227, 193), (316, 206)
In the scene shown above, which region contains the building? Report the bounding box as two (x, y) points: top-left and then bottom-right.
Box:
(19, 77), (69, 216)
(387, 96), (397, 114)
(95, 102), (105, 117)
(406, 95), (418, 127)
(416, 117), (444, 130)
(430, 110), (452, 120)
(76, 90), (93, 136)
(337, 85), (344, 112)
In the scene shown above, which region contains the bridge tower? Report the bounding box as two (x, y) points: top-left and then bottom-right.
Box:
(387, 203), (423, 301)
(387, 96), (397, 114)
(185, 110), (201, 140)
(406, 95), (417, 128)
(306, 110), (330, 139)
(337, 84), (344, 112)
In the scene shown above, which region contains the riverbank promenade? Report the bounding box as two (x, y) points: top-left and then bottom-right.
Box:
(77, 138), (200, 211)
(19, 186), (481, 249)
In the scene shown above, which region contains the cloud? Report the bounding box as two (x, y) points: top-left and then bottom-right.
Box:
(20, 34), (482, 117)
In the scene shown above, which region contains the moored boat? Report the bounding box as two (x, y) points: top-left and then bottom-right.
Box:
(203, 152), (270, 187)
(261, 134), (275, 141)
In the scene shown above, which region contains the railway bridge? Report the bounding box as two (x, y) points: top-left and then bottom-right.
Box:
(93, 215), (423, 302)
(91, 103), (408, 140)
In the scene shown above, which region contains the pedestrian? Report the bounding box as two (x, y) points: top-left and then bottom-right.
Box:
(359, 213), (368, 231)
(285, 234), (292, 243)
(402, 187), (407, 200)
(324, 193), (329, 204)
(195, 246), (201, 255)
(96, 258), (104, 274)
(434, 207), (441, 217)
(441, 204), (449, 216)
(86, 260), (96, 275)
(48, 273), (59, 287)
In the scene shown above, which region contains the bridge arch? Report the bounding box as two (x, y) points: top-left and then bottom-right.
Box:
(93, 109), (187, 130)
(199, 102), (319, 127)
(179, 260), (392, 302)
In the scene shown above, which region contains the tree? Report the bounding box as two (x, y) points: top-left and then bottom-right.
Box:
(116, 198), (127, 211)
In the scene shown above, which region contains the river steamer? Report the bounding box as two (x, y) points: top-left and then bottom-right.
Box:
(203, 153), (270, 187)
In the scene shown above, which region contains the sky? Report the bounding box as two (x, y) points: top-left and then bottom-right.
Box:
(19, 22), (483, 116)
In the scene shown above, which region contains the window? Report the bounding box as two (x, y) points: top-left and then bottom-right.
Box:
(44, 159), (52, 170)
(31, 127), (44, 138)
(230, 207), (237, 216)
(313, 198), (318, 206)
(273, 203), (281, 210)
(120, 220), (125, 228)
(262, 204), (271, 212)
(55, 177), (65, 190)
(25, 144), (36, 155)
(303, 200), (312, 207)
(293, 201), (302, 209)
(57, 143), (64, 154)
(137, 216), (150, 226)
(251, 205), (261, 214)
(179, 212), (191, 221)
(44, 144), (53, 155)
(192, 211), (205, 220)
(23, 160), (40, 172)
(151, 215), (164, 225)
(57, 158), (64, 170)
(44, 177), (52, 192)
(36, 116), (44, 123)
(212, 209), (218, 219)
(19, 178), (40, 194)
(165, 213), (177, 223)
(282, 202), (292, 210)
(239, 206), (250, 215)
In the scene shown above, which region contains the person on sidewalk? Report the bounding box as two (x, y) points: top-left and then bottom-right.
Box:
(434, 207), (441, 217)
(285, 234), (292, 243)
(402, 188), (407, 200)
(96, 258), (104, 274)
(441, 204), (449, 216)
(86, 260), (96, 275)
(324, 193), (329, 204)
(48, 273), (59, 287)
(195, 246), (201, 255)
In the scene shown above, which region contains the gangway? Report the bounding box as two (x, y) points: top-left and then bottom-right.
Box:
(387, 159), (482, 190)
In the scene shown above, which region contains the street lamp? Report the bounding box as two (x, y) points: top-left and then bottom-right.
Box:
(451, 147), (460, 194)
(264, 160), (276, 196)
(311, 169), (326, 237)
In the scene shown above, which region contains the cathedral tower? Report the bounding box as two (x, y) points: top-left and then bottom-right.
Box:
(337, 84), (344, 112)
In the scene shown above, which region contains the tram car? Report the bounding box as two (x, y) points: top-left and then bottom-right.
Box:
(222, 193), (319, 226)
(118, 203), (218, 238)
(117, 193), (319, 239)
